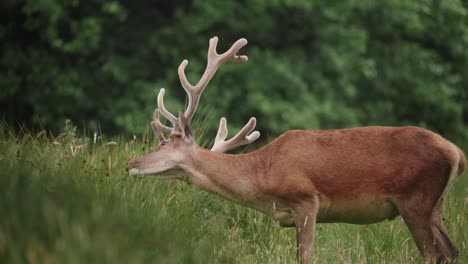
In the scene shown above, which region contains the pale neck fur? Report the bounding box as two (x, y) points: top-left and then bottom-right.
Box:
(179, 146), (267, 205)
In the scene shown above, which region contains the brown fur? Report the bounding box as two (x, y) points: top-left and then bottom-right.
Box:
(457, 147), (466, 176)
(127, 125), (465, 264)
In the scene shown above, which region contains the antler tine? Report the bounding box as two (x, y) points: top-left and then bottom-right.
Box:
(157, 88), (179, 129)
(216, 37), (249, 64)
(179, 37), (249, 123)
(151, 109), (170, 142)
(211, 117), (260, 153)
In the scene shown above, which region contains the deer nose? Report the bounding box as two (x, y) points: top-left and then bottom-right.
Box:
(125, 159), (140, 172)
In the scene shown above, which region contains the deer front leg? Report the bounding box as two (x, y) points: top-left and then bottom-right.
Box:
(293, 196), (319, 264)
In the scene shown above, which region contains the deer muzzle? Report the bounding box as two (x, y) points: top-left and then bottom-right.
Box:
(125, 159), (141, 176)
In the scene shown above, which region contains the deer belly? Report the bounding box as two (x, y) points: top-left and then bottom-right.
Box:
(317, 197), (399, 224)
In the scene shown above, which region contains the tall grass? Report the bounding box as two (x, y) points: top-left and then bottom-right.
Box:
(0, 124), (467, 263)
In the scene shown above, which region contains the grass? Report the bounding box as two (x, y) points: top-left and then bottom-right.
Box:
(0, 124), (467, 263)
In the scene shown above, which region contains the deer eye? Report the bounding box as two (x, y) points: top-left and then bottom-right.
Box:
(160, 140), (168, 146)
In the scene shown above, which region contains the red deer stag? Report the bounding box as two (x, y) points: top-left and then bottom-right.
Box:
(125, 37), (466, 264)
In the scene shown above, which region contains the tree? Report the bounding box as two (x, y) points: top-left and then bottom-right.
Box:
(1, 0), (466, 146)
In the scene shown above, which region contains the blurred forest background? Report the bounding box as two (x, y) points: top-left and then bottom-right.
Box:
(1, 0), (467, 146)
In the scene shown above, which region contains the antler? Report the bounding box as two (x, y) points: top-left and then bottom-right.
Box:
(152, 36), (260, 151)
(157, 36), (248, 131)
(151, 109), (171, 141)
(211, 117), (260, 153)
(179, 37), (248, 123)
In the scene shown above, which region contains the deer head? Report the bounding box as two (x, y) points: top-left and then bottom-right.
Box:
(125, 37), (260, 178)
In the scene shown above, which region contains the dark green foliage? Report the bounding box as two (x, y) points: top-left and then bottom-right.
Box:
(1, 0), (467, 145)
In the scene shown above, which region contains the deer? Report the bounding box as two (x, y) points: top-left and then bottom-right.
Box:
(125, 36), (466, 264)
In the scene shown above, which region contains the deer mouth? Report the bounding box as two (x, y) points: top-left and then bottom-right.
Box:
(128, 168), (142, 176)
(128, 168), (183, 179)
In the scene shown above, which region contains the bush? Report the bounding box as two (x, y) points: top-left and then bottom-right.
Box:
(1, 0), (467, 145)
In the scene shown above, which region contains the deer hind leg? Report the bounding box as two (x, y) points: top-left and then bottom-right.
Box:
(430, 198), (459, 262)
(293, 196), (319, 264)
(398, 202), (442, 263)
(397, 195), (457, 263)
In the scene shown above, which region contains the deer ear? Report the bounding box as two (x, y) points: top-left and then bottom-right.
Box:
(179, 111), (193, 140)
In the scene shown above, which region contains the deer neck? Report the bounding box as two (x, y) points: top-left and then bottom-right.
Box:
(179, 146), (264, 205)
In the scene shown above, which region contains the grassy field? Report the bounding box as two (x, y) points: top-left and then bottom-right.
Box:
(1, 125), (467, 264)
